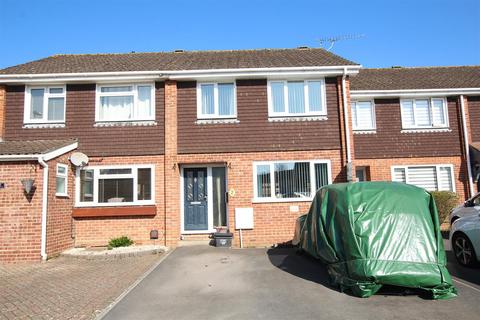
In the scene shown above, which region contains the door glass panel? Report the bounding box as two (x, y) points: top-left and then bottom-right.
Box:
(197, 170), (205, 200)
(212, 167), (227, 227)
(186, 171), (194, 201)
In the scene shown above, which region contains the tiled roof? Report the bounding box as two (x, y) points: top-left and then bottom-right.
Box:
(0, 48), (358, 74)
(0, 139), (77, 156)
(350, 66), (480, 91)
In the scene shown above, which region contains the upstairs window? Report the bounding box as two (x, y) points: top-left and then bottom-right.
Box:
(76, 165), (154, 206)
(400, 98), (448, 129)
(25, 86), (66, 123)
(96, 84), (155, 122)
(197, 82), (236, 119)
(351, 101), (376, 130)
(253, 160), (331, 201)
(268, 79), (326, 117)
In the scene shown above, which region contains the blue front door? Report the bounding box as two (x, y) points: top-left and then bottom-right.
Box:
(184, 168), (208, 231)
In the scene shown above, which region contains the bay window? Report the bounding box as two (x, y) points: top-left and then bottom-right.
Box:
(76, 165), (154, 206)
(96, 84), (155, 122)
(392, 164), (454, 192)
(268, 79), (326, 117)
(400, 98), (448, 129)
(24, 86), (66, 123)
(197, 82), (236, 118)
(253, 160), (331, 201)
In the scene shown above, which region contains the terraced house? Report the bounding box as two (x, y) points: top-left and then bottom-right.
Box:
(0, 48), (479, 262)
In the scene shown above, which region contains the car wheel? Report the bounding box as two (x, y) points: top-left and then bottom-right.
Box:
(452, 233), (477, 267)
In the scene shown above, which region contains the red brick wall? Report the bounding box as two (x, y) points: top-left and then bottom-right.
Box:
(0, 161), (44, 262)
(73, 155), (165, 247)
(355, 156), (468, 201)
(45, 151), (75, 257)
(175, 149), (345, 247)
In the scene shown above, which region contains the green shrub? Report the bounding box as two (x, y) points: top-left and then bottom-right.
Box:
(108, 236), (134, 249)
(431, 191), (459, 224)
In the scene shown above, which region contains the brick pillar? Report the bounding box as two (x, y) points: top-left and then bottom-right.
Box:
(164, 80), (180, 247)
(337, 76), (355, 181)
(0, 85), (5, 141)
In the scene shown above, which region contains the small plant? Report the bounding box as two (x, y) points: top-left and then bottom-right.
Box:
(431, 191), (459, 224)
(108, 236), (134, 249)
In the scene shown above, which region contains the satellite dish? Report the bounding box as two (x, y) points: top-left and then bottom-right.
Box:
(70, 152), (89, 167)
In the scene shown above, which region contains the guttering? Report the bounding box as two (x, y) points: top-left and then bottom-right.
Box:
(341, 67), (352, 169)
(459, 95), (475, 197)
(38, 156), (49, 260)
(0, 65), (362, 83)
(351, 88), (480, 99)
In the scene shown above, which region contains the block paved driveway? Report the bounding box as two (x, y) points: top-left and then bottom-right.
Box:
(0, 253), (162, 320)
(103, 245), (480, 320)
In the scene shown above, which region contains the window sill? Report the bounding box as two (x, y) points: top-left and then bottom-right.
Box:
(353, 130), (377, 134)
(94, 120), (157, 127)
(252, 197), (313, 204)
(23, 123), (65, 129)
(195, 118), (240, 125)
(55, 193), (69, 198)
(268, 116), (328, 122)
(401, 128), (451, 133)
(72, 205), (157, 218)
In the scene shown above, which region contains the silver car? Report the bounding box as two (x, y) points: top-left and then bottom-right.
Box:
(450, 193), (480, 224)
(450, 214), (480, 267)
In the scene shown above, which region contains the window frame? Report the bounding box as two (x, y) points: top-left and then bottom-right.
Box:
(24, 85), (67, 124)
(351, 100), (376, 131)
(390, 164), (455, 192)
(400, 97), (449, 129)
(196, 82), (237, 119)
(252, 159), (332, 202)
(75, 164), (155, 207)
(56, 163), (68, 197)
(95, 83), (156, 122)
(267, 79), (327, 117)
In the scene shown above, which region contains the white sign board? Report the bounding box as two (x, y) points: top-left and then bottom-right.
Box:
(235, 207), (254, 229)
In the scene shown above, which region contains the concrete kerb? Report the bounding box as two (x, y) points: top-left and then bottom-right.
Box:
(95, 247), (175, 319)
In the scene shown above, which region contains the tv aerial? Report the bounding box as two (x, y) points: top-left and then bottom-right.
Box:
(318, 34), (365, 51)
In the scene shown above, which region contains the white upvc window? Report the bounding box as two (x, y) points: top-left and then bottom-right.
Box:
(267, 79), (327, 117)
(400, 98), (448, 129)
(253, 160), (331, 202)
(391, 164), (455, 192)
(56, 164), (68, 196)
(96, 84), (155, 122)
(351, 100), (376, 130)
(197, 82), (237, 119)
(75, 164), (155, 207)
(24, 86), (66, 124)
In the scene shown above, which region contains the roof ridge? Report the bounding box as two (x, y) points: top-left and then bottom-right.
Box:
(49, 47), (332, 57)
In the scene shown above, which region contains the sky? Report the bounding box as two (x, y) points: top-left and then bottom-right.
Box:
(0, 0), (479, 69)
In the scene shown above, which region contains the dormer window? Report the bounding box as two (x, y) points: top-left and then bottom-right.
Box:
(267, 79), (327, 117)
(24, 86), (66, 124)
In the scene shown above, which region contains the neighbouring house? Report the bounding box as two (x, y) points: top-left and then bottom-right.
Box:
(0, 48), (479, 262)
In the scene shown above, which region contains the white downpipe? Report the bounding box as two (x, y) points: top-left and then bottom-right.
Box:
(38, 157), (49, 260)
(342, 68), (352, 166)
(460, 95), (475, 197)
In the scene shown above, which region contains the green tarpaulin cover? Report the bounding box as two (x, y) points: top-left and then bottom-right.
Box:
(297, 182), (457, 299)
